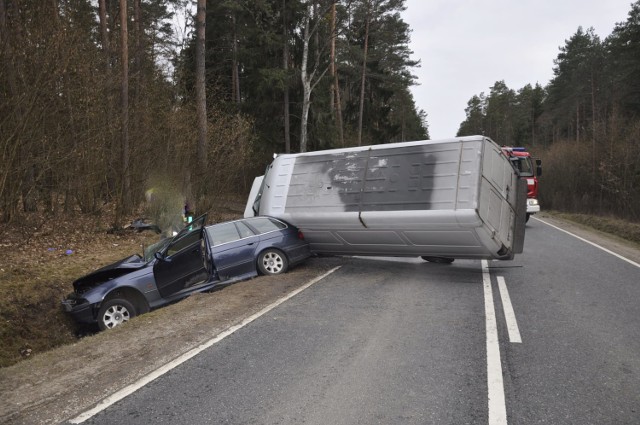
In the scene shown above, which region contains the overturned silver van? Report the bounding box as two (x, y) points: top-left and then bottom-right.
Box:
(245, 136), (527, 261)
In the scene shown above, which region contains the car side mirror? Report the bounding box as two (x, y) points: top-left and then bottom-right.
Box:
(154, 251), (166, 261)
(536, 159), (542, 177)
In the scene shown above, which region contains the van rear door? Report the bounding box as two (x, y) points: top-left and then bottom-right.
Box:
(244, 176), (264, 218)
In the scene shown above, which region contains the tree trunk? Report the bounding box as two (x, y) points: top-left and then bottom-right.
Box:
(98, 0), (109, 54)
(0, 0), (16, 218)
(282, 0), (290, 153)
(357, 1), (370, 147)
(300, 5), (311, 153)
(329, 0), (336, 116)
(330, 0), (344, 147)
(133, 0), (142, 104)
(120, 0), (131, 212)
(231, 13), (240, 104)
(576, 103), (580, 144)
(195, 0), (207, 166)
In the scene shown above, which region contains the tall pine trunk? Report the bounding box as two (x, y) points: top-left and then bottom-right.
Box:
(120, 0), (131, 213)
(300, 5), (311, 153)
(195, 0), (207, 167)
(282, 0), (290, 153)
(98, 0), (109, 53)
(330, 0), (344, 147)
(231, 13), (240, 104)
(357, 1), (370, 147)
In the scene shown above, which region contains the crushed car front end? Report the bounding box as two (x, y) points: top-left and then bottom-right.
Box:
(61, 255), (154, 325)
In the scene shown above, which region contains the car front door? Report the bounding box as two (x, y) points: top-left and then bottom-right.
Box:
(154, 215), (209, 298)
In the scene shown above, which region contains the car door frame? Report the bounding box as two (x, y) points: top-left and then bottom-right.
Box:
(153, 214), (210, 299)
(208, 220), (261, 280)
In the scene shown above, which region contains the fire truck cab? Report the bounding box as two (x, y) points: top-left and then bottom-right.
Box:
(502, 147), (542, 222)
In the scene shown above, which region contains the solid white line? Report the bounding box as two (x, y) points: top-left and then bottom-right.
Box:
(482, 260), (508, 425)
(497, 276), (522, 344)
(69, 266), (341, 424)
(534, 217), (640, 269)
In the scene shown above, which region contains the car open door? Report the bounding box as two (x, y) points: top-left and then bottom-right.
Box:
(153, 214), (209, 298)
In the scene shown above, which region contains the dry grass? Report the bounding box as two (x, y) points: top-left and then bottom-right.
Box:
(0, 197), (245, 368)
(548, 211), (640, 247)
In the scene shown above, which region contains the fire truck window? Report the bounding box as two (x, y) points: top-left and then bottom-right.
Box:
(518, 158), (534, 176)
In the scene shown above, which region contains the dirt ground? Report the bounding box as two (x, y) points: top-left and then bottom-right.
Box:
(1, 212), (639, 425)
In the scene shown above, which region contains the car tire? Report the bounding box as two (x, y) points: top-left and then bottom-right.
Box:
(258, 249), (289, 275)
(526, 213), (531, 223)
(421, 256), (455, 264)
(97, 298), (136, 331)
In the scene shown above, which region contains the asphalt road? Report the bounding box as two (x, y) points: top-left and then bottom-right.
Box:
(72, 218), (640, 425)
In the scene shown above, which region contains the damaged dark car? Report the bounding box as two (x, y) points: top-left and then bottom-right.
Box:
(62, 215), (311, 330)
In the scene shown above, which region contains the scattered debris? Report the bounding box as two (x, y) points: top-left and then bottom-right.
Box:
(125, 218), (161, 234)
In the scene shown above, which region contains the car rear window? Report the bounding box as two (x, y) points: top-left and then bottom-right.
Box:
(248, 218), (286, 234)
(235, 221), (256, 238)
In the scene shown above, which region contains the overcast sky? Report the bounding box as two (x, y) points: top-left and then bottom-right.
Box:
(401, 0), (634, 140)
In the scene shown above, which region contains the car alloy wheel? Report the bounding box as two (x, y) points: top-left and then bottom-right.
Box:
(259, 249), (288, 275)
(97, 298), (136, 331)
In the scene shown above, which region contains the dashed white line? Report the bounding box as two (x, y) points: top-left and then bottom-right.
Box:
(482, 259), (508, 425)
(69, 266), (341, 424)
(497, 276), (522, 344)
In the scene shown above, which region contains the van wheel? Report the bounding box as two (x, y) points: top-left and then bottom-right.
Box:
(526, 213), (531, 222)
(97, 298), (136, 331)
(258, 249), (288, 275)
(421, 256), (455, 264)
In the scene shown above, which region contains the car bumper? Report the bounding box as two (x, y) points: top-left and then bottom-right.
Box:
(284, 243), (312, 266)
(527, 198), (540, 214)
(61, 298), (97, 324)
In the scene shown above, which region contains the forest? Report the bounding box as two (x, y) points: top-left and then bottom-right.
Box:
(0, 0), (428, 225)
(2, 0), (640, 226)
(457, 1), (640, 222)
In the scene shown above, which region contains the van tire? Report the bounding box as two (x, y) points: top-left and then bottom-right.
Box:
(421, 256), (455, 264)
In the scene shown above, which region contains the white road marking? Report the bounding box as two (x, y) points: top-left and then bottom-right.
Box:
(534, 217), (640, 269)
(69, 266), (341, 424)
(482, 260), (508, 425)
(497, 276), (522, 343)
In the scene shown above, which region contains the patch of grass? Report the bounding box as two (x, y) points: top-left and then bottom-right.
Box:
(0, 211), (161, 367)
(0, 197), (246, 368)
(549, 211), (640, 246)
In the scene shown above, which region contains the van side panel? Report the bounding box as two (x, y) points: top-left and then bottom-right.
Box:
(283, 142), (470, 214)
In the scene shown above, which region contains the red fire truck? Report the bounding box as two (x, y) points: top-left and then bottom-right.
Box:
(502, 147), (542, 222)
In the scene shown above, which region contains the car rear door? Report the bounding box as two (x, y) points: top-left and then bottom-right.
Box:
(154, 215), (209, 298)
(207, 221), (260, 280)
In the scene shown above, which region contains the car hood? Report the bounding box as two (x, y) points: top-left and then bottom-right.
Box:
(72, 254), (149, 291)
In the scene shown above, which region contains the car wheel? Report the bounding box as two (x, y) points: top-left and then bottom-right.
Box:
(526, 213), (531, 223)
(258, 249), (289, 275)
(97, 298), (136, 331)
(421, 256), (455, 264)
